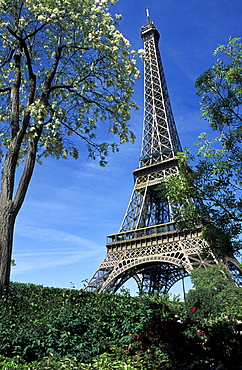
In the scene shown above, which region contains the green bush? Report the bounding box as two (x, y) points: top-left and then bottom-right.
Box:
(0, 282), (177, 364)
(0, 355), (86, 369)
(0, 352), (142, 370)
(0, 282), (241, 369)
(186, 264), (242, 321)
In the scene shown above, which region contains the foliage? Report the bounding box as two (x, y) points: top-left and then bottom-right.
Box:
(180, 317), (242, 370)
(0, 0), (140, 295)
(159, 38), (242, 259)
(0, 352), (139, 369)
(0, 354), (86, 369)
(87, 347), (139, 369)
(0, 282), (242, 369)
(196, 37), (242, 138)
(186, 263), (242, 321)
(0, 0), (139, 165)
(0, 282), (177, 363)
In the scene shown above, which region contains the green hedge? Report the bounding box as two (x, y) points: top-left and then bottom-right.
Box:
(0, 283), (176, 364)
(0, 282), (241, 369)
(0, 351), (141, 370)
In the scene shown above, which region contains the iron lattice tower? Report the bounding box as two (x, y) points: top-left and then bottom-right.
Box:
(86, 12), (242, 294)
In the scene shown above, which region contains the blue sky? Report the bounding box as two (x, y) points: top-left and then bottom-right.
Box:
(11, 0), (242, 295)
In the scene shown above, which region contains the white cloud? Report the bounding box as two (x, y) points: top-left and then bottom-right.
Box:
(15, 225), (101, 249)
(12, 248), (100, 275)
(12, 226), (103, 275)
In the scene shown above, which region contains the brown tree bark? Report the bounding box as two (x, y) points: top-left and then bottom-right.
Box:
(0, 25), (61, 296)
(0, 29), (40, 296)
(0, 132), (41, 296)
(0, 200), (16, 295)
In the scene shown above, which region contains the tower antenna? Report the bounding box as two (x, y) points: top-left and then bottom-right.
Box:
(146, 7), (151, 23)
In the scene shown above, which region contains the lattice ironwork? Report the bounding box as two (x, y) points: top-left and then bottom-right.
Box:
(85, 11), (242, 295)
(120, 165), (178, 232)
(87, 228), (217, 293)
(139, 21), (181, 169)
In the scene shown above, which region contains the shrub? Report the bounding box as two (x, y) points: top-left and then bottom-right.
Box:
(0, 282), (177, 363)
(0, 282), (241, 369)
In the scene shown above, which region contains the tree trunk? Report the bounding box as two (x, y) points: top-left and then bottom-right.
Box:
(0, 133), (40, 297)
(0, 200), (16, 296)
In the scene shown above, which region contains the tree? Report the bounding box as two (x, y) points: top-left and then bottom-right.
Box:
(186, 263), (242, 320)
(0, 0), (140, 295)
(159, 38), (242, 259)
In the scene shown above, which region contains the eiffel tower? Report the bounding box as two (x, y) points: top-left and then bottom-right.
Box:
(86, 10), (242, 295)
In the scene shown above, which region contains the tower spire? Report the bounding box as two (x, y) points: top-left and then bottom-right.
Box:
(146, 7), (151, 23)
